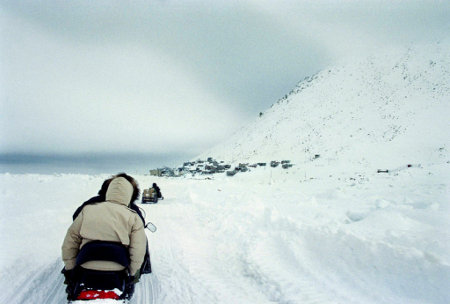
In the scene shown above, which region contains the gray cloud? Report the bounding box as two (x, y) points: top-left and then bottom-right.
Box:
(1, 0), (449, 155)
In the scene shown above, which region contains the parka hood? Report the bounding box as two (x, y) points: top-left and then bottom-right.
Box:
(105, 177), (133, 206)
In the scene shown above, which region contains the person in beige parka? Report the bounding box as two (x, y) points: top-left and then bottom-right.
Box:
(62, 175), (147, 283)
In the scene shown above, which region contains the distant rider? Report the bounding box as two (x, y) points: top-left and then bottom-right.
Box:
(152, 182), (163, 199)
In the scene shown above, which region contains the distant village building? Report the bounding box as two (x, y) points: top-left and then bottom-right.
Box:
(149, 158), (293, 178)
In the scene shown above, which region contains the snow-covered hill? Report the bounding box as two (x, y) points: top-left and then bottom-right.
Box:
(201, 43), (450, 176)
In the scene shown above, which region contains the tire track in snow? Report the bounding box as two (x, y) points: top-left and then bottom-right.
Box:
(150, 222), (220, 304)
(3, 259), (67, 304)
(132, 273), (159, 304)
(142, 183), (263, 303)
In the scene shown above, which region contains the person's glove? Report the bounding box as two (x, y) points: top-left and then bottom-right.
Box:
(61, 268), (75, 285)
(131, 269), (141, 284)
(124, 275), (136, 300)
(61, 268), (78, 300)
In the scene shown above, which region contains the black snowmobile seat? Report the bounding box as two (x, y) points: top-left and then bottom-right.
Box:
(76, 240), (130, 268)
(67, 241), (134, 301)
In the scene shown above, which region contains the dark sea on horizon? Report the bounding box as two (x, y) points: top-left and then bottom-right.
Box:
(0, 153), (193, 175)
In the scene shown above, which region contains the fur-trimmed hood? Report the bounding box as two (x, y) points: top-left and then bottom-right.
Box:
(105, 177), (133, 206)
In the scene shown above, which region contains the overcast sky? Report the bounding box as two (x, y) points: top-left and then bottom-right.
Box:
(1, 0), (449, 156)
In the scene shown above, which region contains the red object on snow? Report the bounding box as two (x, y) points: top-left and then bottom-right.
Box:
(77, 289), (120, 300)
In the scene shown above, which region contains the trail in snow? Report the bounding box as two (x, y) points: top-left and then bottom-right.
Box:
(129, 274), (160, 304)
(2, 259), (66, 304)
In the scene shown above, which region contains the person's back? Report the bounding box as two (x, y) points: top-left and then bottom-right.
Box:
(62, 176), (147, 277)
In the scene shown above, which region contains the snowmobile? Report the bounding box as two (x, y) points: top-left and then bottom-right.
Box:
(64, 223), (157, 303)
(141, 188), (158, 204)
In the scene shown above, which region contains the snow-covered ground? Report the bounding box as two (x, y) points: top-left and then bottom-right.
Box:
(0, 168), (448, 304)
(1, 42), (449, 303)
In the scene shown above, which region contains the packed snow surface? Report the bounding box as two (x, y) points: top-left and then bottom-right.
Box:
(1, 43), (449, 303)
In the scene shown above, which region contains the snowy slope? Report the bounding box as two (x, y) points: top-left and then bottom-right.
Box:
(200, 43), (450, 175)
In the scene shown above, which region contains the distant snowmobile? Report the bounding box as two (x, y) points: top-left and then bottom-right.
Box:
(142, 183), (164, 204)
(142, 187), (158, 204)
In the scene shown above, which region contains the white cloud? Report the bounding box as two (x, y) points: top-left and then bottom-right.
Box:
(1, 10), (244, 154)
